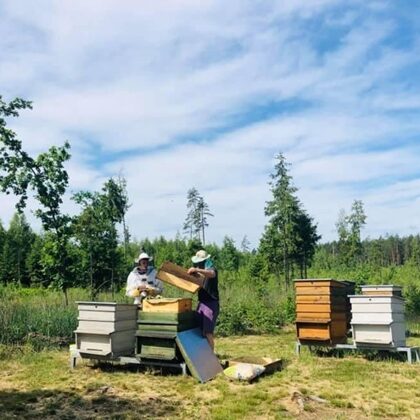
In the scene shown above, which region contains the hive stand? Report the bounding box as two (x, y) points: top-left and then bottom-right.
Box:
(295, 341), (420, 364)
(69, 344), (187, 375)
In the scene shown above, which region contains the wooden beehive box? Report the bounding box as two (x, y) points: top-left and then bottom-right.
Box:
(142, 298), (192, 313)
(294, 279), (350, 344)
(295, 279), (348, 296)
(295, 319), (348, 343)
(75, 302), (138, 357)
(349, 295), (406, 347)
(157, 261), (204, 293)
(360, 285), (402, 297)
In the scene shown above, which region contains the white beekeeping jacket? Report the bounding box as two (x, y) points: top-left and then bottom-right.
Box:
(126, 267), (163, 304)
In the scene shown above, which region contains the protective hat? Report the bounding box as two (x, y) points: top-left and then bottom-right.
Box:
(191, 249), (211, 264)
(135, 252), (152, 263)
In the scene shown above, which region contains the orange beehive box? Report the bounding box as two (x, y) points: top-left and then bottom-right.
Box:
(296, 319), (347, 344)
(142, 298), (192, 313)
(294, 279), (352, 344)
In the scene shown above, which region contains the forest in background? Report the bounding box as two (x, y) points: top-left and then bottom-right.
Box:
(1, 96), (420, 349)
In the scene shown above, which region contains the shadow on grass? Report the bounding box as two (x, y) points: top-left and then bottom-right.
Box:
(0, 388), (180, 419)
(86, 359), (196, 380)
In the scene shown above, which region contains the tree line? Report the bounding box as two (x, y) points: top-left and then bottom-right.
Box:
(3, 95), (420, 308)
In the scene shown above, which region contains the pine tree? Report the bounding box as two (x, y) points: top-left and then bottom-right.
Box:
(219, 236), (240, 271)
(183, 187), (200, 240)
(335, 200), (367, 265)
(260, 153), (319, 286)
(183, 188), (213, 244)
(196, 196), (213, 245)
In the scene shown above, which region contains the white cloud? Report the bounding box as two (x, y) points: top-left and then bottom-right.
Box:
(1, 0), (419, 247)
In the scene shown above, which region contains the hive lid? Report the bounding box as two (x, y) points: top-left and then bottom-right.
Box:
(76, 301), (137, 307)
(360, 285), (402, 291)
(294, 278), (347, 285)
(349, 294), (405, 302)
(294, 278), (336, 282)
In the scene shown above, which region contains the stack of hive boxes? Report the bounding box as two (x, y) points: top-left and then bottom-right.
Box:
(295, 279), (351, 344)
(75, 302), (138, 357)
(136, 298), (198, 361)
(350, 285), (406, 347)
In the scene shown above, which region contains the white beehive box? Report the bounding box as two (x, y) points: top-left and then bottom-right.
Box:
(350, 295), (404, 314)
(351, 312), (405, 324)
(349, 295), (406, 347)
(360, 285), (402, 297)
(352, 323), (406, 347)
(75, 302), (138, 357)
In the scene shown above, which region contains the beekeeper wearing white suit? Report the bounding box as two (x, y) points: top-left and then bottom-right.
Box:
(126, 252), (163, 305)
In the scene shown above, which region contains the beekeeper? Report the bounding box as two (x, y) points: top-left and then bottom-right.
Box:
(187, 249), (219, 351)
(126, 252), (163, 305)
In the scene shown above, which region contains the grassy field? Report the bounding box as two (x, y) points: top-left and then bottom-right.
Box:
(1, 327), (420, 419)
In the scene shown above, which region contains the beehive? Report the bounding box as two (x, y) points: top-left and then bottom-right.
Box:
(360, 285), (402, 297)
(74, 302), (138, 357)
(350, 295), (406, 347)
(135, 310), (199, 360)
(295, 279), (350, 344)
(142, 297), (192, 313)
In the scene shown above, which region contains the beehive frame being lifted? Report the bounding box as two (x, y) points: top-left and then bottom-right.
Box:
(157, 261), (204, 293)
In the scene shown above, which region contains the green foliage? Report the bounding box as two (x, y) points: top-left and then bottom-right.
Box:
(218, 236), (240, 271)
(335, 200), (367, 266)
(0, 96), (72, 297)
(1, 213), (34, 285)
(260, 153), (319, 286)
(72, 178), (128, 299)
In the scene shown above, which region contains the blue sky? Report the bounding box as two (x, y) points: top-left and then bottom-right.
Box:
(0, 0), (420, 247)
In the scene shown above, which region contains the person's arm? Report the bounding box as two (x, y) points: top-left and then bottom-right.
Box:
(187, 266), (216, 279)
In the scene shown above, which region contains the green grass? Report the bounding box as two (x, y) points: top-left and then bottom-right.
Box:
(1, 329), (420, 419)
(1, 285), (420, 418)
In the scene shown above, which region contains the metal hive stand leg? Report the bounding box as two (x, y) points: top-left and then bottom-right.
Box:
(69, 348), (80, 369)
(181, 362), (187, 376)
(407, 348), (412, 364)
